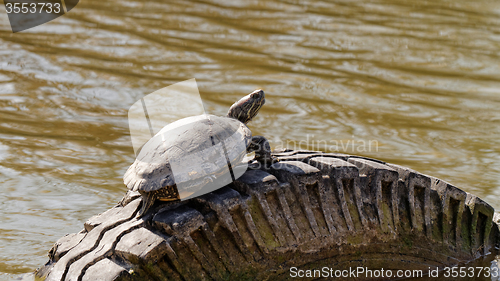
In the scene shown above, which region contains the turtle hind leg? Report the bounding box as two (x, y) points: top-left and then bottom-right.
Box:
(137, 191), (156, 217)
(248, 135), (277, 168)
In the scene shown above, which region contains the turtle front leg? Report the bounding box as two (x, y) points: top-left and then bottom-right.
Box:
(137, 191), (156, 218)
(248, 136), (277, 168)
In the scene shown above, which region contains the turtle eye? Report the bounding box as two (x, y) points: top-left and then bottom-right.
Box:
(250, 89), (263, 99)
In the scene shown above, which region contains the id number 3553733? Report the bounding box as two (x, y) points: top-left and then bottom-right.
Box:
(5, 2), (61, 14)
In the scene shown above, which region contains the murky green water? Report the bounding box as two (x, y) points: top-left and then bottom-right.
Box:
(1, 0), (500, 279)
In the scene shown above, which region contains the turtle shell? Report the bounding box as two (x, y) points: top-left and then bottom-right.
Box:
(123, 114), (251, 199)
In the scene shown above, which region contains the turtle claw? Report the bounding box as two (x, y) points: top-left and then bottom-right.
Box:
(137, 192), (155, 218)
(248, 135), (275, 169)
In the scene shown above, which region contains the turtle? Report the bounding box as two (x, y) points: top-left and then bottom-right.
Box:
(123, 89), (273, 217)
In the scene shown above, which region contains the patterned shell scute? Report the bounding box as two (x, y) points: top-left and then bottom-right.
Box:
(123, 114), (252, 193)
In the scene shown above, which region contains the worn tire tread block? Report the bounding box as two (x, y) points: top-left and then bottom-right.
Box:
(37, 150), (500, 281)
(81, 258), (131, 281)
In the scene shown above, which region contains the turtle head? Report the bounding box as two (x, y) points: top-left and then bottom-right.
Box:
(227, 89), (265, 124)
